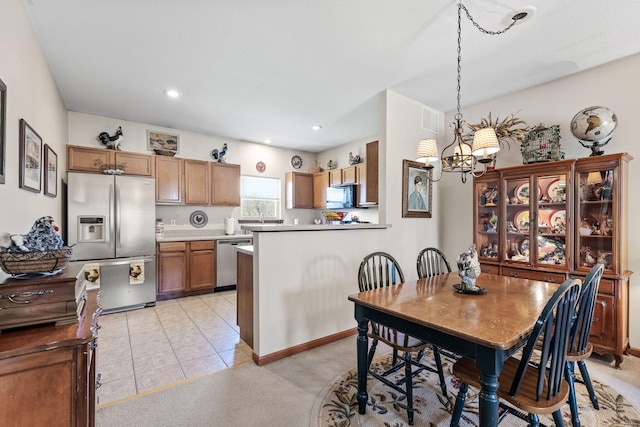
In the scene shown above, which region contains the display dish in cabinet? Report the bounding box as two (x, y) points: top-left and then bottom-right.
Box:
(473, 172), (500, 262)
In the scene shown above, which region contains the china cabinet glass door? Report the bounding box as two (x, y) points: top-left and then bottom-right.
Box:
(474, 173), (500, 263)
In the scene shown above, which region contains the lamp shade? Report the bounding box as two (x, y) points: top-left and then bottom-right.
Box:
(587, 171), (603, 185)
(416, 139), (439, 163)
(471, 128), (500, 157)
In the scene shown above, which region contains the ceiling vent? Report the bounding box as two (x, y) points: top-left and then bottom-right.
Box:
(422, 107), (440, 134)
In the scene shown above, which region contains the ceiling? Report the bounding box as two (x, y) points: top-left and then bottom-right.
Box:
(24, 0), (640, 153)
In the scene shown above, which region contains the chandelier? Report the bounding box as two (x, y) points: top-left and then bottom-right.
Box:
(417, 1), (527, 183)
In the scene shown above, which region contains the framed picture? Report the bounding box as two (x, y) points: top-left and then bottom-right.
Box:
(147, 130), (179, 153)
(402, 159), (432, 218)
(0, 77), (6, 184)
(19, 119), (42, 193)
(44, 144), (58, 197)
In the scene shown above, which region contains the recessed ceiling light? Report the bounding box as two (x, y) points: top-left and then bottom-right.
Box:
(164, 89), (181, 98)
(310, 125), (323, 131)
(264, 139), (272, 144)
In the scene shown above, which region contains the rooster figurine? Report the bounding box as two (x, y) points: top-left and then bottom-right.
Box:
(1, 216), (63, 252)
(456, 244), (485, 293)
(98, 126), (124, 150)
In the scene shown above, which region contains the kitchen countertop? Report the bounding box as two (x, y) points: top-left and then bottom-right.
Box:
(240, 223), (389, 232)
(156, 229), (252, 242)
(236, 245), (254, 255)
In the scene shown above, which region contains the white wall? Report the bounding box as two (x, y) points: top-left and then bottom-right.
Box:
(440, 52), (640, 347)
(0, 0), (68, 263)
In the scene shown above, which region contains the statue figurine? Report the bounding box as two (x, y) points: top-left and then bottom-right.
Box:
(456, 244), (483, 292)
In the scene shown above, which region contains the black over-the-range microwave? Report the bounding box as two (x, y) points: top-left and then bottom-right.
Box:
(326, 184), (356, 209)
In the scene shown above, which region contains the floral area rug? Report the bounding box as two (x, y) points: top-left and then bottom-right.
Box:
(313, 349), (640, 426)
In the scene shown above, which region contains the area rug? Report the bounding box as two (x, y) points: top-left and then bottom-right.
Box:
(314, 349), (640, 426)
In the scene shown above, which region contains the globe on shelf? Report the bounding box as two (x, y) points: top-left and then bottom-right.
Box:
(570, 106), (618, 156)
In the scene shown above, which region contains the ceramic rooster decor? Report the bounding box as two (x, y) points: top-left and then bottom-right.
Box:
(98, 126), (124, 150)
(211, 143), (228, 162)
(456, 244), (486, 294)
(0, 216), (64, 252)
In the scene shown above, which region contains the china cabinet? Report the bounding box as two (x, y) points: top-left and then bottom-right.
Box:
(473, 153), (632, 366)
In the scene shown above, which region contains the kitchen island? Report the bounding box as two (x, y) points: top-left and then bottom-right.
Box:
(239, 223), (392, 365)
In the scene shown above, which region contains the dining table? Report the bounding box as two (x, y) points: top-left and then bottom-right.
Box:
(348, 271), (563, 427)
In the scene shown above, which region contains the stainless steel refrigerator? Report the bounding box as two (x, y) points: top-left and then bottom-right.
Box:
(67, 172), (156, 313)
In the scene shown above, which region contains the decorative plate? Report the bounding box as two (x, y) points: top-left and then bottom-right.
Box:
(189, 210), (208, 228)
(256, 161), (266, 173)
(520, 237), (566, 263)
(546, 179), (567, 202)
(514, 210), (530, 231)
(514, 182), (542, 203)
(291, 155), (302, 169)
(550, 210), (566, 230)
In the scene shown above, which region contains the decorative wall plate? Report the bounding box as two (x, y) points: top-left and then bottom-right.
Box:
(256, 161), (266, 173)
(291, 155), (302, 169)
(189, 210), (208, 228)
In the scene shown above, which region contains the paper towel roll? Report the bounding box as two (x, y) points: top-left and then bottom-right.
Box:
(224, 217), (235, 235)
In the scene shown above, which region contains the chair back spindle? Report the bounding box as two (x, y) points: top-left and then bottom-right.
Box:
(358, 252), (405, 292)
(569, 263), (604, 355)
(416, 247), (451, 279)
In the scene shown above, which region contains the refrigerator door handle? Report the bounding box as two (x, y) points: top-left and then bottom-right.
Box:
(109, 182), (116, 250)
(115, 182), (121, 249)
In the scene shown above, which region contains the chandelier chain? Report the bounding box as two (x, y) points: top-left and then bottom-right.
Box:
(459, 2), (520, 36)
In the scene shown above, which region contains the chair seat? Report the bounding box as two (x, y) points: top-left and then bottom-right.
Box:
(453, 356), (570, 415)
(566, 341), (593, 362)
(368, 325), (431, 353)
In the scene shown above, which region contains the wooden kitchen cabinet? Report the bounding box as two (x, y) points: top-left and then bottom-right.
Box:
(237, 251), (254, 348)
(155, 156), (183, 204)
(285, 171), (314, 209)
(184, 159), (210, 205)
(362, 140), (379, 205)
(329, 169), (342, 186)
(355, 163), (368, 208)
(313, 171), (329, 208)
(342, 166), (356, 184)
(157, 240), (216, 299)
(0, 289), (101, 427)
(67, 145), (153, 176)
(211, 163), (241, 206)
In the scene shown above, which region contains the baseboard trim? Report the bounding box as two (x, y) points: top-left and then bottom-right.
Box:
(627, 347), (640, 358)
(252, 328), (357, 366)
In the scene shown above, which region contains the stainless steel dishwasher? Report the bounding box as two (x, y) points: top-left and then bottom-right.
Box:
(216, 238), (252, 291)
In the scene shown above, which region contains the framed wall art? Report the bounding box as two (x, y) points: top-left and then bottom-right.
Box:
(402, 159), (432, 218)
(147, 130), (179, 153)
(0, 77), (6, 184)
(19, 118), (42, 193)
(44, 144), (58, 197)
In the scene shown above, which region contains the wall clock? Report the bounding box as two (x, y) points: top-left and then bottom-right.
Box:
(256, 161), (266, 173)
(291, 155), (302, 169)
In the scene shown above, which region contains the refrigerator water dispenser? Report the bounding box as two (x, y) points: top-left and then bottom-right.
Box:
(78, 216), (106, 242)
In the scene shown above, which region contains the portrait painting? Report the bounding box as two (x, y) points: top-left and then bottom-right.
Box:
(402, 159), (432, 218)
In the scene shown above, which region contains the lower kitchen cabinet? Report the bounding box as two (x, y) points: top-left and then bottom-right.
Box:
(0, 290), (100, 427)
(157, 240), (216, 299)
(237, 251), (254, 348)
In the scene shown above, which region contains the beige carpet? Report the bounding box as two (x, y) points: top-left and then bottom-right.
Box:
(314, 350), (640, 426)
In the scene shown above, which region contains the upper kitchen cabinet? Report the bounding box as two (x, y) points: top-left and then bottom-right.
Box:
(155, 156), (183, 204)
(313, 171), (329, 209)
(342, 166), (356, 184)
(184, 159), (210, 205)
(358, 140), (379, 206)
(211, 163), (241, 206)
(285, 171), (314, 209)
(329, 169), (342, 186)
(67, 145), (153, 176)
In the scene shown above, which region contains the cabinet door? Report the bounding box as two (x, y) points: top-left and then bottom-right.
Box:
(115, 151), (153, 176)
(329, 169), (342, 186)
(355, 163), (367, 207)
(590, 293), (615, 349)
(474, 172), (500, 263)
(155, 156), (183, 204)
(313, 171), (329, 208)
(342, 166), (356, 184)
(285, 172), (313, 209)
(157, 242), (188, 294)
(365, 141), (379, 204)
(211, 163), (240, 206)
(67, 145), (114, 173)
(184, 160), (210, 205)
(237, 251), (254, 348)
(189, 241), (216, 291)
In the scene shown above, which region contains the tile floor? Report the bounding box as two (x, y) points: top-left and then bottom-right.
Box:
(96, 290), (253, 407)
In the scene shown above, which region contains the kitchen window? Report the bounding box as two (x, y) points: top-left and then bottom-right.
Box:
(241, 175), (281, 219)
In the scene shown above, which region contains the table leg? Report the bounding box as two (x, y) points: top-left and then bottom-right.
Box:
(475, 348), (503, 427)
(355, 306), (369, 415)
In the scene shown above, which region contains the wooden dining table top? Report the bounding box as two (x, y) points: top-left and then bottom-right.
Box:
(348, 272), (562, 351)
